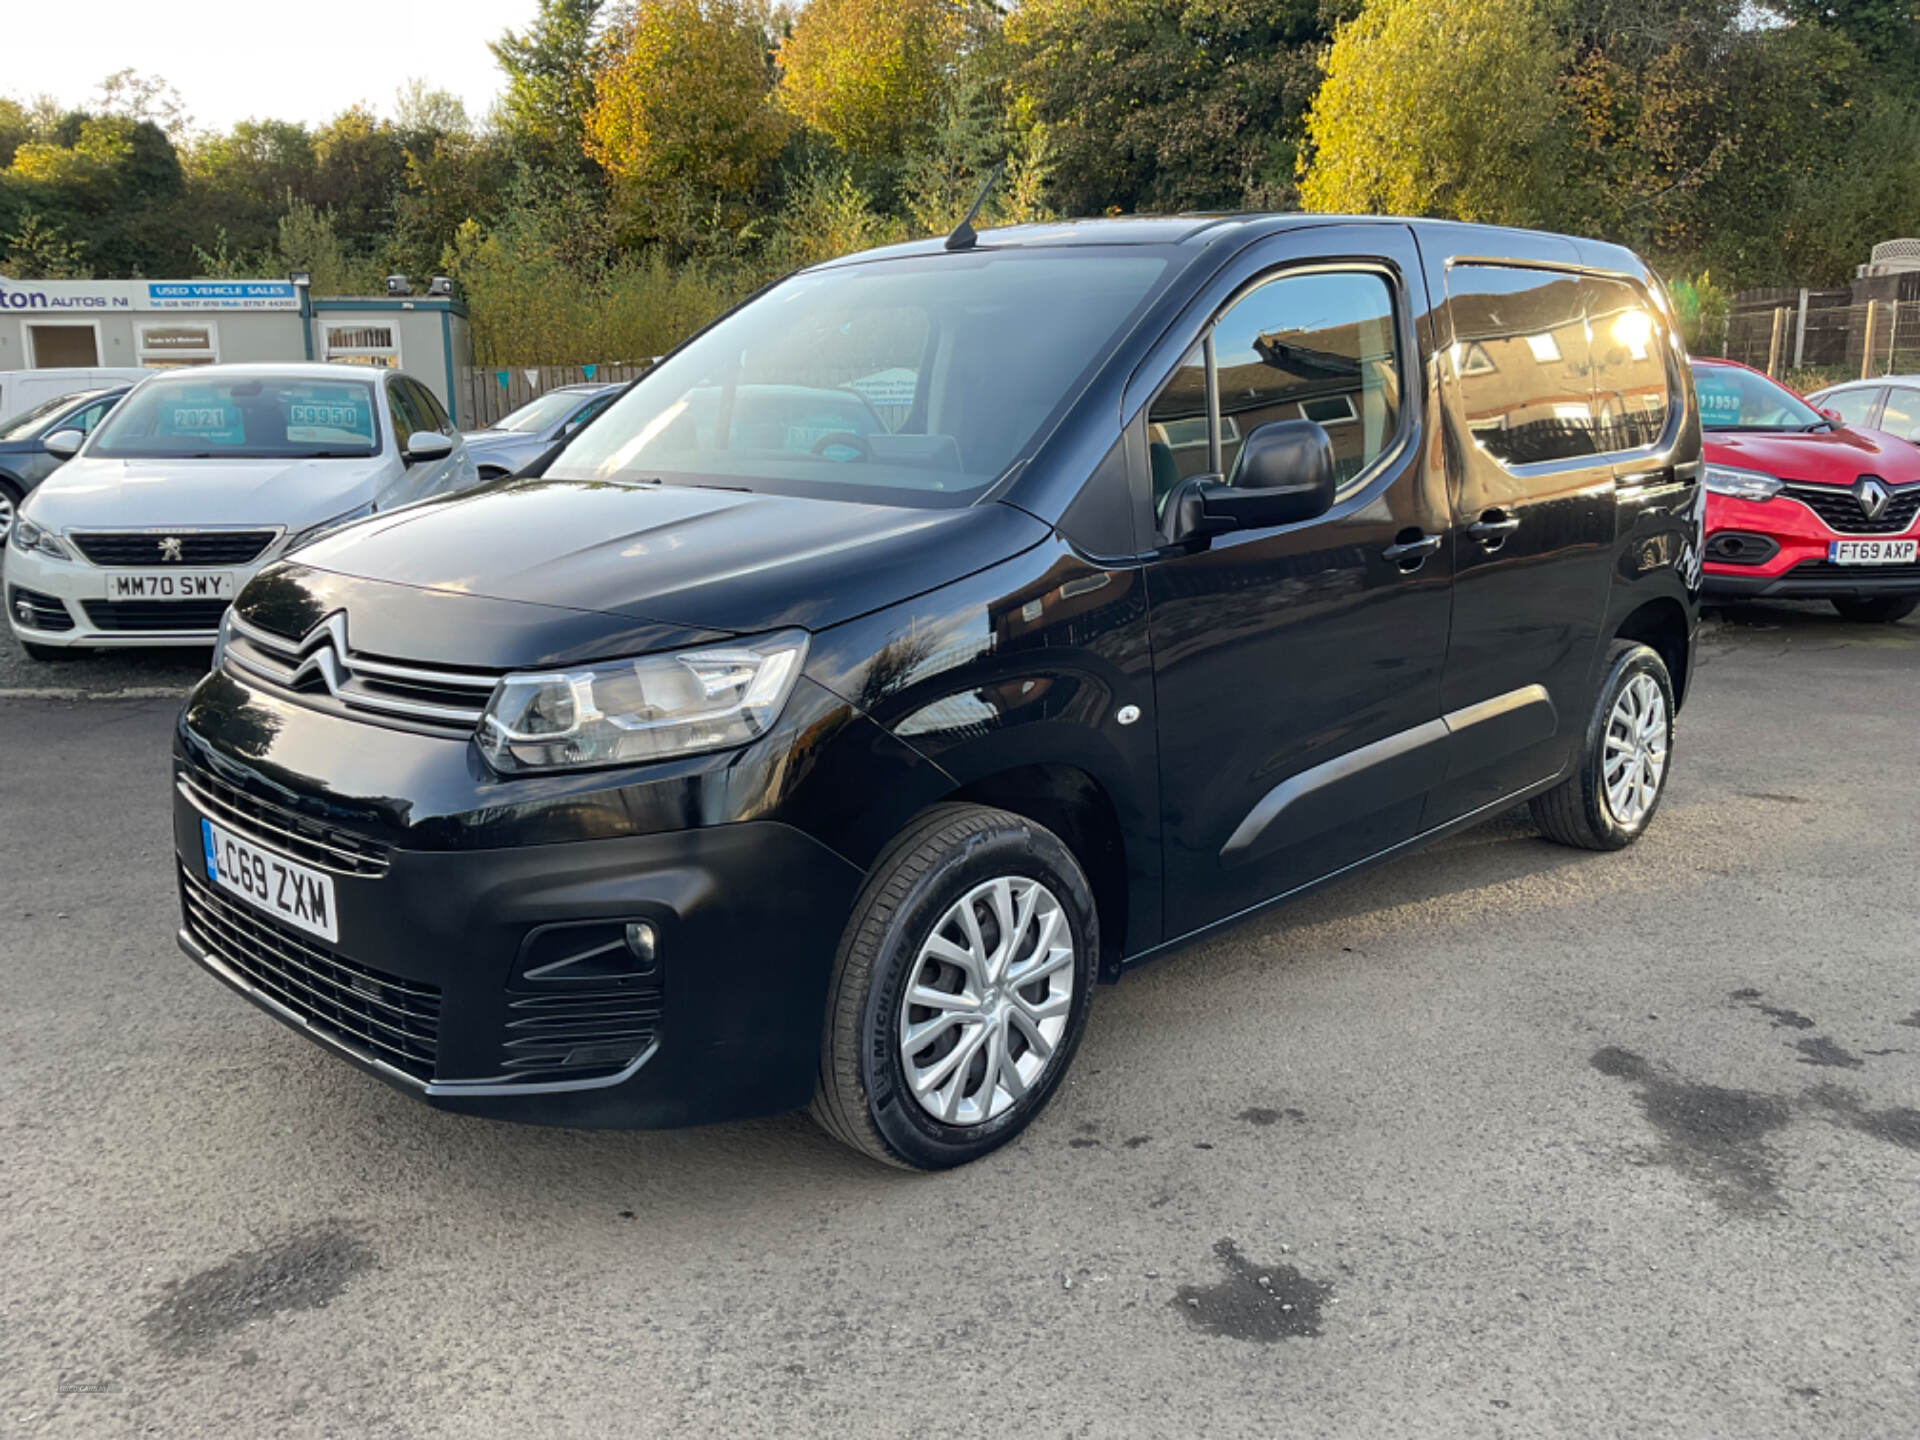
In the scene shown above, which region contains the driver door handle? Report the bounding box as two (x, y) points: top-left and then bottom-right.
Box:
(1468, 512), (1521, 550)
(1381, 532), (1444, 568)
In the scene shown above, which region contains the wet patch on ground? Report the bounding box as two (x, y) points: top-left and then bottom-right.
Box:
(1732, 989), (1816, 1030)
(1898, 1012), (1920, 1030)
(1804, 1085), (1920, 1152)
(1173, 1239), (1332, 1343)
(143, 1223), (374, 1355)
(1738, 792), (1811, 806)
(1591, 1047), (1790, 1213)
(1236, 1106), (1307, 1127)
(1794, 1037), (1865, 1069)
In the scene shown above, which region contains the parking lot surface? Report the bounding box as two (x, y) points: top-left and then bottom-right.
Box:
(3, 605), (1917, 1438)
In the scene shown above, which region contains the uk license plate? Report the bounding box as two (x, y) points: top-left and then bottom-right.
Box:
(1829, 539), (1918, 565)
(199, 817), (337, 942)
(110, 571), (234, 600)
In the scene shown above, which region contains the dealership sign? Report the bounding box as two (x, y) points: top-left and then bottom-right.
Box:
(0, 274), (300, 312)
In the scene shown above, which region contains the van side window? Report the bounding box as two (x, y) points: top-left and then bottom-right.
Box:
(1586, 276), (1673, 454)
(1446, 265), (1597, 466)
(1147, 343), (1210, 512)
(1146, 268), (1404, 514)
(1212, 271), (1400, 490)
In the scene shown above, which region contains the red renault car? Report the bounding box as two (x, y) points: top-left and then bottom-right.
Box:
(1692, 358), (1920, 621)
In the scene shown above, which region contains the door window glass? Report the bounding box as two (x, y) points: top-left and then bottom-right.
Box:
(1818, 387), (1880, 428)
(1146, 343), (1210, 512)
(1212, 270), (1401, 489)
(403, 379), (451, 433)
(1586, 277), (1673, 454)
(1447, 265), (1596, 466)
(386, 380), (423, 447)
(1876, 386), (1920, 438)
(69, 397), (119, 434)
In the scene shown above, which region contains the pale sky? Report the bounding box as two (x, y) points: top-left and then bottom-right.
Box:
(0, 0), (539, 132)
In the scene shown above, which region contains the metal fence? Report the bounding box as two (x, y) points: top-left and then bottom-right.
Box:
(456, 362), (655, 429)
(1722, 296), (1920, 391)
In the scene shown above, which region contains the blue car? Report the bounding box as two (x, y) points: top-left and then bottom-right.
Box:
(460, 383), (624, 479)
(0, 385), (130, 538)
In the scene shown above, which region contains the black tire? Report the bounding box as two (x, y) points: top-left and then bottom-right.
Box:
(1831, 595), (1918, 624)
(0, 476), (22, 541)
(811, 803), (1099, 1170)
(1531, 641), (1675, 851)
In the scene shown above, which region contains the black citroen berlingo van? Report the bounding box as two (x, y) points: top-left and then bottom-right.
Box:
(174, 215), (1702, 1169)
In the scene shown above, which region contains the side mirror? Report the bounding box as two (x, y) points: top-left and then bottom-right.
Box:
(402, 431), (454, 466)
(43, 429), (84, 461)
(1163, 420), (1337, 544)
(1819, 407), (1842, 424)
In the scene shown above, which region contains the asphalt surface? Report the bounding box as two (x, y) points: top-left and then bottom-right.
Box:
(3, 603), (1917, 1438)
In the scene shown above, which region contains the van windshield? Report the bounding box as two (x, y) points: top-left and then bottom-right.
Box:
(549, 250), (1172, 508)
(89, 377), (381, 459)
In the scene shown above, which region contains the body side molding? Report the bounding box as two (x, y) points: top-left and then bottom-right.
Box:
(1220, 684), (1556, 864)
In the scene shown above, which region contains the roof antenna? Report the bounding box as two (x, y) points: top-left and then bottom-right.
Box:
(945, 162), (1006, 251)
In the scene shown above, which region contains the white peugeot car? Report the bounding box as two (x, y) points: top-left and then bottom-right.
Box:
(4, 363), (479, 659)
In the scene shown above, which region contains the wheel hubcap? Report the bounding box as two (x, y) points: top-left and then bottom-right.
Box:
(898, 875), (1075, 1127)
(0, 494), (13, 540)
(1603, 673), (1668, 827)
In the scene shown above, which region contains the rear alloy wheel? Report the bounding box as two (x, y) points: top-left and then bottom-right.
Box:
(1831, 595), (1918, 624)
(812, 804), (1098, 1170)
(1532, 641), (1675, 851)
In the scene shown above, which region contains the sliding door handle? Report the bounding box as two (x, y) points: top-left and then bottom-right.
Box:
(1382, 532), (1444, 569)
(1468, 513), (1521, 550)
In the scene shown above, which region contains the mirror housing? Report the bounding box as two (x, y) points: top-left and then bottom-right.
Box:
(403, 431), (454, 466)
(1818, 406), (1843, 424)
(1163, 420), (1338, 544)
(43, 429), (84, 461)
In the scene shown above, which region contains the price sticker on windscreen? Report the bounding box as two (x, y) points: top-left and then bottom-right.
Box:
(1695, 375), (1743, 427)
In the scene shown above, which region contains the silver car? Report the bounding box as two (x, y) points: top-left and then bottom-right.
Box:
(460, 383), (624, 479)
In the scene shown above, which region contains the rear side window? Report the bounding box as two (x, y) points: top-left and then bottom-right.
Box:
(1447, 265), (1597, 466)
(1585, 276), (1673, 454)
(1820, 387), (1881, 428)
(1877, 386), (1920, 437)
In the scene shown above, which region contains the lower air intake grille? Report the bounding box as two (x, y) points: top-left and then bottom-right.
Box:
(8, 585), (74, 632)
(181, 868), (440, 1082)
(82, 598), (229, 633)
(499, 989), (662, 1084)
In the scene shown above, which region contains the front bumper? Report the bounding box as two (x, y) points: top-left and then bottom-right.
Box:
(172, 754), (865, 1128)
(1703, 490), (1920, 600)
(5, 541), (268, 648)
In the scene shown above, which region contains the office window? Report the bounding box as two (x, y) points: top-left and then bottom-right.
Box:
(27, 323), (99, 368)
(324, 324), (400, 369)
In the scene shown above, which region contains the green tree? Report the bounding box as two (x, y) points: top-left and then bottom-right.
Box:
(492, 0), (606, 164)
(1004, 0), (1332, 215)
(585, 0), (789, 240)
(1299, 0), (1570, 224)
(777, 0), (963, 159)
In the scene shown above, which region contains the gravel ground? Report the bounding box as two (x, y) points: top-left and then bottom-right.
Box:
(1, 600), (1916, 1438)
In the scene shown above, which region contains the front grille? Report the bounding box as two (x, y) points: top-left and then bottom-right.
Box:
(181, 868), (440, 1082)
(180, 769), (391, 877)
(1782, 481), (1920, 535)
(71, 530), (277, 567)
(8, 585), (74, 632)
(499, 988), (663, 1083)
(81, 598), (229, 633)
(225, 612), (498, 734)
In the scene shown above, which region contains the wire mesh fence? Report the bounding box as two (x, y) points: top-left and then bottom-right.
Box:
(1718, 297), (1920, 392)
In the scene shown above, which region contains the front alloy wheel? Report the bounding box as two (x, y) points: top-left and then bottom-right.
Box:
(813, 804), (1098, 1169)
(1601, 672), (1669, 828)
(897, 876), (1076, 1127)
